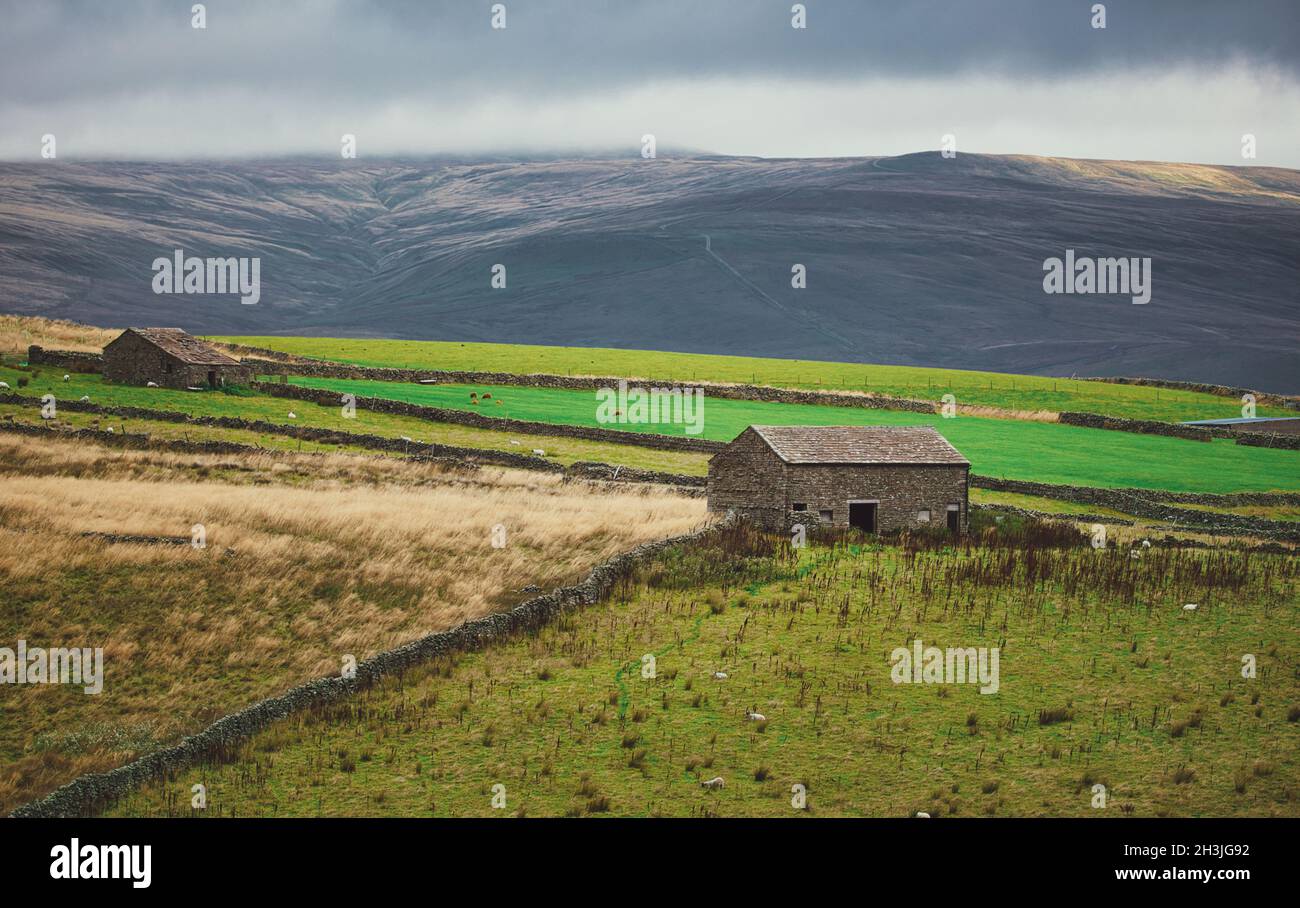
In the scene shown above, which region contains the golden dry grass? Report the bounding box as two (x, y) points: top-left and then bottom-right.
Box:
(955, 404), (1058, 422)
(0, 432), (707, 812)
(0, 314), (116, 356)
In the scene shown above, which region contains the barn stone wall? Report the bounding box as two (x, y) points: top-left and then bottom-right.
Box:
(705, 428), (787, 527)
(783, 463), (968, 533)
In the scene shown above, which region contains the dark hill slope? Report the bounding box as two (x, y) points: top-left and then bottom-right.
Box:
(0, 153), (1296, 391)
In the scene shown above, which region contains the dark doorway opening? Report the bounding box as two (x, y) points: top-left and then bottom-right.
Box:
(849, 502), (877, 533)
(947, 508), (960, 533)
(207, 370), (217, 388)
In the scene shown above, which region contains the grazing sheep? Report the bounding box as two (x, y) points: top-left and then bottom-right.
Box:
(79, 395), (89, 402)
(745, 711), (766, 722)
(0, 381), (8, 389)
(914, 811), (931, 818)
(701, 777), (725, 790)
(400, 436), (412, 442)
(1130, 551), (1141, 560)
(146, 381), (159, 388)
(1183, 603), (1198, 612)
(63, 374), (70, 382)
(509, 440), (520, 445)
(105, 427), (114, 433)
(532, 449), (546, 456)
(495, 399), (502, 405)
(712, 671), (728, 680)
(469, 392), (478, 399)
(287, 411), (297, 419)
(482, 393), (491, 399)
(1141, 539), (1151, 548)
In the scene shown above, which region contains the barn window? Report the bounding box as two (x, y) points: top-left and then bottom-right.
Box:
(819, 509), (833, 522)
(791, 502), (807, 512)
(917, 510), (931, 523)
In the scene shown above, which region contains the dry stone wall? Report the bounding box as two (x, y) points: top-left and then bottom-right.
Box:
(1057, 411), (1217, 441)
(971, 475), (1300, 542)
(241, 357), (938, 413)
(9, 519), (727, 818)
(1080, 375), (1298, 409)
(25, 345), (103, 373)
(0, 394), (706, 489)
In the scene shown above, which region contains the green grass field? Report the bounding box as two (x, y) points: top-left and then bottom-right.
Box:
(213, 335), (1289, 423)
(284, 375), (1300, 495)
(0, 365), (709, 475)
(106, 523), (1300, 818)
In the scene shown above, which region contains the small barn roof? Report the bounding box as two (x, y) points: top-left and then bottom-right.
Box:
(748, 425), (969, 465)
(119, 328), (240, 366)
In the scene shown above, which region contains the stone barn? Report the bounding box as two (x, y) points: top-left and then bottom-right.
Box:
(707, 425), (970, 534)
(102, 328), (253, 390)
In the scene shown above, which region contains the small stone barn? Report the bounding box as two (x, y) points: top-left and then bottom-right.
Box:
(102, 328), (252, 390)
(707, 425), (970, 534)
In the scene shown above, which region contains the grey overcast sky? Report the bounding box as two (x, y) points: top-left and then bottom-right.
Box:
(3, 0), (1298, 165)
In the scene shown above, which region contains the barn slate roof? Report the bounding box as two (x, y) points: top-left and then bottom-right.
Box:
(748, 425), (969, 465)
(122, 328), (241, 366)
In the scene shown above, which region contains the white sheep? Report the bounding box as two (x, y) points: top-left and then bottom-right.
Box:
(105, 427), (114, 433)
(1141, 539), (1151, 548)
(532, 449), (546, 456)
(712, 671), (728, 680)
(287, 411), (297, 419)
(509, 440), (520, 446)
(1183, 603), (1198, 612)
(0, 381), (9, 389)
(915, 811), (931, 818)
(746, 711), (766, 722)
(79, 395), (89, 402)
(63, 374), (70, 382)
(146, 381), (158, 388)
(400, 436), (412, 442)
(701, 777), (725, 790)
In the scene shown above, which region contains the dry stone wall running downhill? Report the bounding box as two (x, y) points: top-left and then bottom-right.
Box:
(1234, 432), (1300, 451)
(1079, 375), (1299, 410)
(970, 475), (1300, 542)
(1056, 411), (1217, 441)
(8, 518), (728, 818)
(239, 356), (939, 413)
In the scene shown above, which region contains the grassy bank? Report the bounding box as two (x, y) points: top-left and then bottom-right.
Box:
(0, 434), (706, 814)
(212, 335), (1288, 423)
(283, 375), (1300, 495)
(107, 522), (1300, 818)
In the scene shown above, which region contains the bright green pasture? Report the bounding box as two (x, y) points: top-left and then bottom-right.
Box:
(212, 335), (1287, 423)
(285, 375), (1300, 495)
(0, 365), (709, 475)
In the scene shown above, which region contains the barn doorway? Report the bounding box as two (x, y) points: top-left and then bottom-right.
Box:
(207, 370), (217, 388)
(947, 506), (960, 533)
(849, 501), (877, 533)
